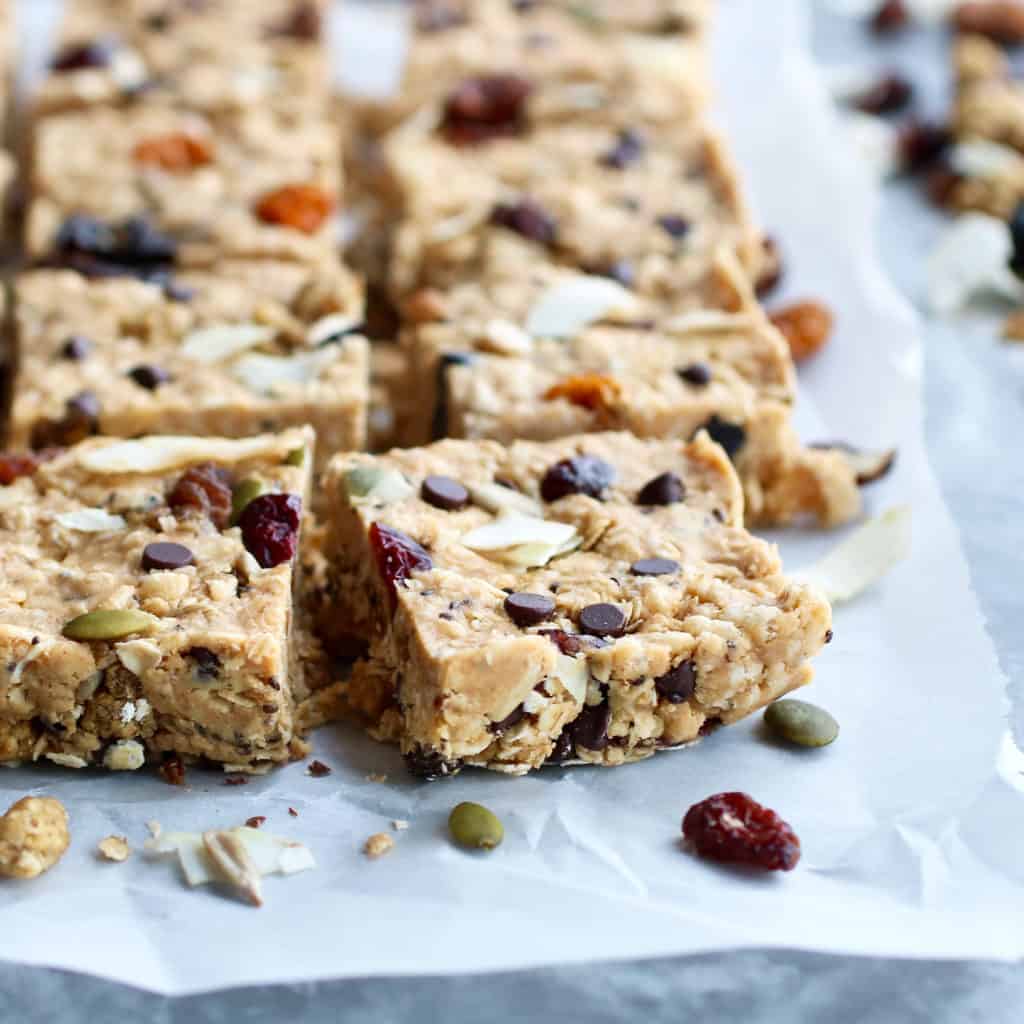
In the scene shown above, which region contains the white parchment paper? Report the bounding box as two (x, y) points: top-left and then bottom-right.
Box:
(2, 0), (1023, 996)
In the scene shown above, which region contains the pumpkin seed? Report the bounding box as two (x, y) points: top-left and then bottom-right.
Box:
(230, 477), (265, 525)
(448, 801), (504, 851)
(284, 446), (305, 467)
(63, 609), (159, 642)
(764, 699), (839, 748)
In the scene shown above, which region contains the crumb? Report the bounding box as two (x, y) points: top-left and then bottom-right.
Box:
(245, 816), (266, 829)
(288, 807), (298, 817)
(146, 820), (162, 839)
(391, 819), (410, 831)
(306, 759), (332, 778)
(224, 776), (249, 787)
(97, 835), (131, 862)
(363, 832), (395, 859)
(365, 772), (388, 783)
(1003, 310), (1024, 341)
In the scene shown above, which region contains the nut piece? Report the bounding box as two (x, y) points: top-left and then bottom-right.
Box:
(97, 835), (131, 862)
(770, 300), (834, 363)
(63, 608), (159, 641)
(764, 699), (840, 748)
(0, 796), (70, 879)
(448, 802), (504, 851)
(363, 832), (395, 859)
(202, 829), (263, 906)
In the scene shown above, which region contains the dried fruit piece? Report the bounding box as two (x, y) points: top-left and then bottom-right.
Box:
(682, 792), (801, 872)
(167, 463), (234, 529)
(953, 2), (1024, 44)
(30, 391), (101, 449)
(238, 493), (302, 569)
(0, 452), (43, 486)
(448, 802), (504, 850)
(160, 754), (187, 786)
(851, 73), (913, 116)
(764, 700), (839, 748)
(0, 797), (70, 879)
(1002, 309), (1024, 341)
(441, 74), (532, 145)
(133, 132), (214, 172)
(255, 183), (334, 234)
(870, 0), (908, 34)
(770, 300), (834, 363)
(307, 760), (332, 777)
(543, 373), (622, 413)
(369, 523), (433, 605)
(540, 455), (615, 502)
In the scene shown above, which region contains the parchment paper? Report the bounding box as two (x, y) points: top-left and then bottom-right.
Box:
(2, 0), (1023, 996)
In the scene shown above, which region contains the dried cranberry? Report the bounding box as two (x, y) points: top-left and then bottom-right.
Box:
(539, 628), (583, 656)
(369, 523), (432, 605)
(51, 38), (115, 72)
(246, 815), (267, 829)
(898, 120), (952, 174)
(441, 74), (532, 145)
(852, 73), (913, 116)
(307, 759), (332, 777)
(167, 463), (234, 529)
(0, 452), (42, 486)
(600, 128), (645, 169)
(404, 746), (463, 780)
(540, 455), (615, 502)
(870, 0), (908, 33)
(238, 493), (302, 569)
(682, 792), (801, 872)
(489, 198), (557, 245)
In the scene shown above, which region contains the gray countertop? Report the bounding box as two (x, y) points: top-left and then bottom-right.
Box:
(3, 4), (1023, 1021)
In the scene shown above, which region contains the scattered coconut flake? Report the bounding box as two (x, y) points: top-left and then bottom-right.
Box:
(115, 639), (163, 676)
(103, 740), (146, 771)
(44, 753), (88, 769)
(477, 319), (533, 356)
(98, 836), (131, 862)
(525, 275), (639, 339)
(78, 435), (293, 474)
(461, 513), (581, 569)
(794, 506), (911, 604)
(232, 348), (338, 396)
(949, 140), (1024, 179)
(55, 508), (127, 533)
(467, 481), (543, 518)
(307, 312), (361, 347)
(552, 652), (588, 704)
(181, 323), (275, 364)
(145, 826), (315, 904)
(927, 213), (1024, 314)
(842, 111), (899, 180)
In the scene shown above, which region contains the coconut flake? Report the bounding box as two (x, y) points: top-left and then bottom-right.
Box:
(462, 513), (581, 569)
(927, 213), (1024, 314)
(552, 653), (588, 704)
(78, 435), (293, 474)
(55, 508), (127, 532)
(525, 275), (639, 339)
(794, 506), (911, 604)
(477, 319), (533, 356)
(10, 640), (55, 684)
(232, 349), (338, 396)
(181, 324), (275, 364)
(949, 140), (1024, 179)
(467, 481), (543, 518)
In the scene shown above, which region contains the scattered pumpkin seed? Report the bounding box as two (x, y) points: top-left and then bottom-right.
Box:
(448, 801), (504, 851)
(284, 446), (305, 467)
(764, 699), (839, 748)
(63, 609), (159, 642)
(230, 477), (265, 525)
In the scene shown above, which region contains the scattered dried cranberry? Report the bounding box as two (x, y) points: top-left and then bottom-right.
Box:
(238, 493), (302, 569)
(167, 463), (233, 529)
(0, 452), (43, 486)
(441, 74), (532, 145)
(682, 792), (801, 872)
(51, 37), (115, 72)
(600, 128), (645, 169)
(540, 455), (615, 502)
(539, 628), (584, 656)
(898, 120), (952, 174)
(245, 816), (267, 829)
(369, 523), (432, 606)
(489, 198), (557, 245)
(159, 754), (187, 786)
(870, 0), (908, 34)
(852, 72), (913, 116)
(307, 759), (332, 777)
(255, 183), (334, 234)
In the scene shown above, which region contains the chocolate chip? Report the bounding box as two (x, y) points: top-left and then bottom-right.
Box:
(677, 362), (711, 387)
(61, 335), (93, 361)
(578, 603), (625, 638)
(142, 541), (194, 571)
(415, 0), (468, 31)
(403, 746), (463, 780)
(898, 119), (952, 175)
(51, 38), (115, 72)
(127, 364), (171, 390)
(571, 699), (611, 751)
(630, 557), (679, 577)
(504, 592), (556, 627)
(825, 628), (834, 644)
(186, 646), (221, 680)
(50, 214), (178, 282)
(490, 703), (527, 734)
(637, 472), (685, 506)
(540, 455), (615, 502)
(699, 415), (747, 459)
(600, 128), (645, 169)
(657, 214), (690, 239)
(272, 1), (322, 40)
(490, 198), (557, 245)
(654, 659), (696, 704)
(421, 475), (470, 510)
(755, 236), (784, 298)
(546, 728), (575, 764)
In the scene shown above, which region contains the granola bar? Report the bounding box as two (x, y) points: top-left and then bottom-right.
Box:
(322, 431), (833, 777)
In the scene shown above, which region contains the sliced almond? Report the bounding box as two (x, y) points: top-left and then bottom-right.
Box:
(462, 513), (581, 569)
(467, 481), (543, 518)
(203, 829), (263, 907)
(812, 443), (897, 485)
(54, 508), (127, 532)
(525, 275), (639, 339)
(78, 435), (297, 474)
(477, 319), (533, 356)
(181, 323), (275, 364)
(232, 349), (338, 395)
(664, 310), (756, 335)
(551, 652), (588, 704)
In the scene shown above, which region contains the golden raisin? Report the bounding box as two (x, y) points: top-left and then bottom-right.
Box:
(770, 300), (834, 363)
(133, 132), (214, 172)
(543, 373), (622, 411)
(255, 183), (334, 234)
(166, 462), (233, 529)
